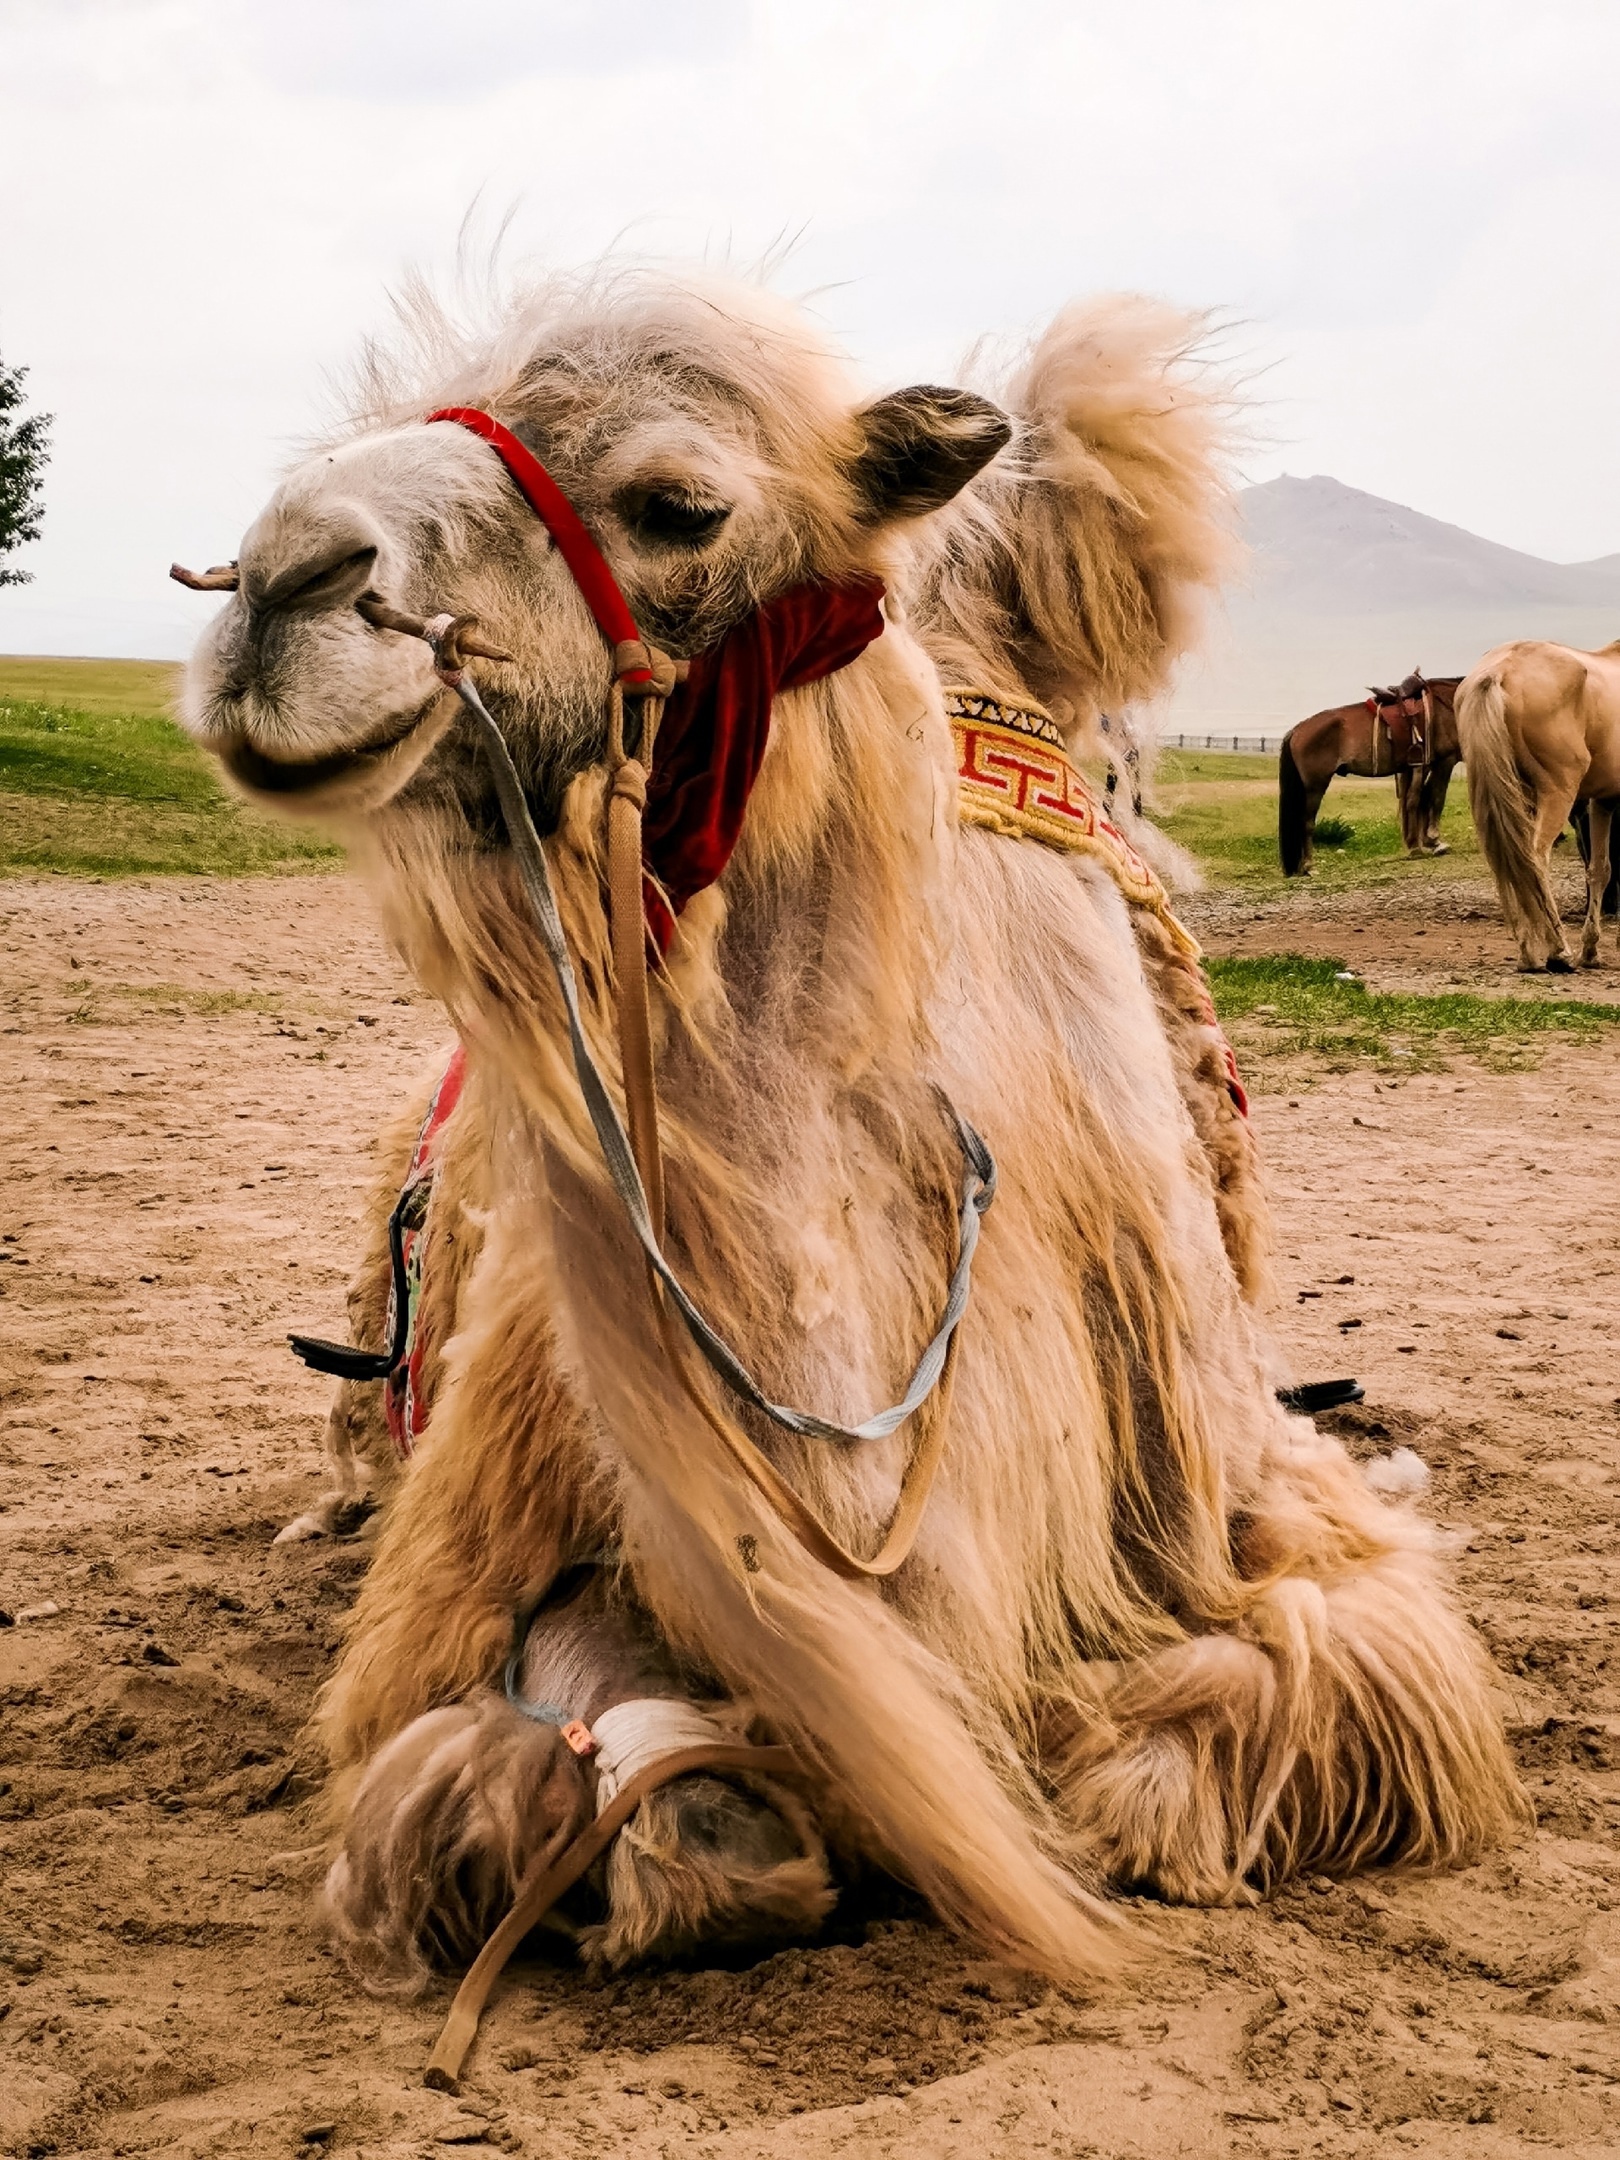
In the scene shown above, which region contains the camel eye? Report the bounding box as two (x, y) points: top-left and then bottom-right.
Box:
(623, 490), (732, 547)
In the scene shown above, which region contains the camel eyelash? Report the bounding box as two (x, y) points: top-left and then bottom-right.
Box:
(621, 490), (733, 545)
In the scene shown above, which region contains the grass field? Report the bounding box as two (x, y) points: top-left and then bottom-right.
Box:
(1152, 747), (1479, 890)
(0, 655), (340, 876)
(0, 656), (1486, 898)
(1207, 955), (1620, 1074)
(0, 654), (179, 718)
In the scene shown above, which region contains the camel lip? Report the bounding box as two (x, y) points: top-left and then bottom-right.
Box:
(217, 690), (445, 798)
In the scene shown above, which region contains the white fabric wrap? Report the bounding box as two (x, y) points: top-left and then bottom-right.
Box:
(589, 1697), (732, 1816)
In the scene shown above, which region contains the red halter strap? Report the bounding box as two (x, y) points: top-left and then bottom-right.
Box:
(425, 406), (654, 689)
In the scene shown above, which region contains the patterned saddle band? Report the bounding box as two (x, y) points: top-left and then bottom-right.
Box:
(944, 689), (1199, 959)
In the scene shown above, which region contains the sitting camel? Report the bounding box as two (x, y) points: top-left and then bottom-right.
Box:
(178, 268), (1522, 2030)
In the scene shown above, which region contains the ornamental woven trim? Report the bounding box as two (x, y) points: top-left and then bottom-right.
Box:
(942, 686), (1066, 750)
(946, 696), (1200, 961)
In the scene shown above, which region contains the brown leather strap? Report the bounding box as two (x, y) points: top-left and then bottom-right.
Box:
(424, 1740), (800, 2090)
(603, 748), (957, 1582)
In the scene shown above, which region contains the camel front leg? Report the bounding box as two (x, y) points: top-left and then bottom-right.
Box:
(315, 1242), (612, 1782)
(1052, 1438), (1526, 1902)
(1581, 798), (1614, 965)
(324, 1566), (832, 1991)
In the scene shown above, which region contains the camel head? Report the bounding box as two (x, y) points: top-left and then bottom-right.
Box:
(180, 274), (1011, 828)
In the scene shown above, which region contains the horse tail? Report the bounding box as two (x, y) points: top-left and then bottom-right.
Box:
(1457, 670), (1550, 941)
(909, 295), (1239, 727)
(1278, 734), (1310, 875)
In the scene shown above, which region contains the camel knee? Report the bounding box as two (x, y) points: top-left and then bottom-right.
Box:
(1055, 1633), (1277, 1905)
(1058, 1563), (1523, 1906)
(324, 1694), (592, 1996)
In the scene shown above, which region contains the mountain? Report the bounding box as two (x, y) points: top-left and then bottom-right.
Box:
(1236, 475), (1620, 615)
(1164, 476), (1620, 731)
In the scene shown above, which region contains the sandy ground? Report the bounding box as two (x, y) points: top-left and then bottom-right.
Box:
(4, 872), (1620, 2160)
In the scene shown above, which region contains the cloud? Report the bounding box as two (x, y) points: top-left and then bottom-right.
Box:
(238, 0), (748, 100)
(2, 0), (1618, 657)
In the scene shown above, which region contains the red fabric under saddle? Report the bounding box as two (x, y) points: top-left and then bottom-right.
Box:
(1366, 694), (1424, 769)
(640, 578), (887, 951)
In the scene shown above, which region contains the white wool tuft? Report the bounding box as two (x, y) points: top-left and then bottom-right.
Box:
(1365, 1448), (1431, 1498)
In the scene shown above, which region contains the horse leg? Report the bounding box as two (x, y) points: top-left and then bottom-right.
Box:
(1424, 759), (1453, 853)
(1396, 770), (1420, 856)
(1581, 798), (1614, 965)
(1530, 784), (1581, 971)
(324, 1568), (831, 1991)
(1052, 1436), (1525, 1904)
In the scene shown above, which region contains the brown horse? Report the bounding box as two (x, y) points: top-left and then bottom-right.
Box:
(1279, 672), (1461, 874)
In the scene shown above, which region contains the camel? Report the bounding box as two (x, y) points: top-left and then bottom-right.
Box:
(177, 267), (1522, 2036)
(1457, 638), (1620, 970)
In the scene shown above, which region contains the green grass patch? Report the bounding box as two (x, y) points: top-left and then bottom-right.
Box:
(0, 659), (340, 877)
(0, 654), (180, 718)
(1149, 756), (1480, 892)
(1309, 815), (1356, 849)
(1156, 750), (1279, 786)
(1207, 954), (1620, 1074)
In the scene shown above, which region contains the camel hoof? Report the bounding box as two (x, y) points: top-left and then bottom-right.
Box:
(1429, 842), (1448, 855)
(592, 1772), (834, 1968)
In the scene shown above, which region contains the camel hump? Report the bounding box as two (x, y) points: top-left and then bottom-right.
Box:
(911, 296), (1239, 724)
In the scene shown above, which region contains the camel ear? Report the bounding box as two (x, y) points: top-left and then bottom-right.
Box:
(849, 387), (1012, 523)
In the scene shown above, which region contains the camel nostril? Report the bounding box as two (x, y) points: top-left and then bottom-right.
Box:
(257, 544), (380, 616)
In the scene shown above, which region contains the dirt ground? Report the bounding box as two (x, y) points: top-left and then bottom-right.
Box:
(4, 871), (1620, 2160)
(1182, 859), (1620, 1006)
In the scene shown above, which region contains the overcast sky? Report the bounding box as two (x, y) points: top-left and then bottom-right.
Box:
(3, 0), (1617, 658)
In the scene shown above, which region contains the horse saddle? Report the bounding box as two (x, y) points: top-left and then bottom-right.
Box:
(1366, 690), (1424, 774)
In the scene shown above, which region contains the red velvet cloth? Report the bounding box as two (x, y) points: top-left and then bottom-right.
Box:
(641, 576), (887, 950)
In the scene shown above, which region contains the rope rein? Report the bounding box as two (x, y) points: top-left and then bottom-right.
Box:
(398, 409), (992, 1588)
(434, 644), (987, 1579)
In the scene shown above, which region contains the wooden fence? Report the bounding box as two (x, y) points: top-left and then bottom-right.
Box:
(1164, 733), (1283, 753)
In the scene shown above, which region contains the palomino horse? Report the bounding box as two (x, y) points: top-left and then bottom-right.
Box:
(1457, 639), (1620, 970)
(1278, 671), (1461, 875)
(174, 271), (1518, 2062)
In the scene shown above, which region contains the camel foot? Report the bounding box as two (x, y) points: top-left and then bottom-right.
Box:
(273, 1492), (375, 1544)
(590, 1770), (833, 1968)
(325, 1694), (593, 1995)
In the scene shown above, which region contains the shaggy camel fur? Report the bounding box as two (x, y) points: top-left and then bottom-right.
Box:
(183, 268), (1522, 1995)
(1458, 639), (1620, 971)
